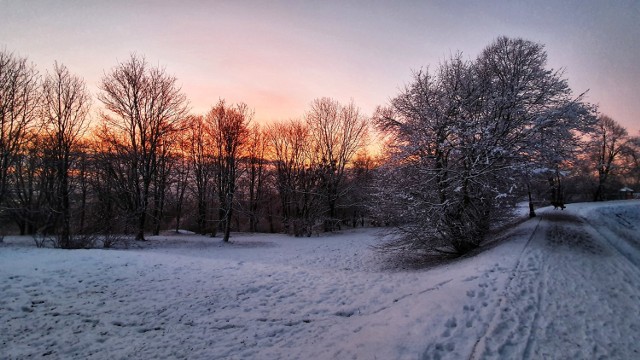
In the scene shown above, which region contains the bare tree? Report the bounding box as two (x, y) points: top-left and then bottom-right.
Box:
(628, 134), (640, 189)
(267, 120), (322, 236)
(40, 62), (91, 248)
(244, 123), (267, 232)
(305, 97), (368, 230)
(6, 132), (48, 235)
(591, 115), (629, 201)
(97, 54), (189, 240)
(88, 129), (132, 245)
(344, 150), (377, 227)
(150, 132), (177, 236)
(186, 114), (214, 234)
(170, 131), (192, 233)
(0, 50), (40, 216)
(206, 100), (251, 242)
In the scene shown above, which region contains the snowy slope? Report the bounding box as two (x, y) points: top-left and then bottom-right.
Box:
(1, 200), (639, 359)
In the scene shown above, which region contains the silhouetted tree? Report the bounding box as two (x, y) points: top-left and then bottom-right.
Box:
(305, 98), (368, 230)
(267, 120), (322, 236)
(6, 133), (49, 235)
(170, 132), (192, 233)
(40, 62), (91, 248)
(97, 54), (188, 240)
(243, 123), (267, 232)
(590, 115), (629, 201)
(186, 114), (214, 234)
(0, 50), (40, 218)
(206, 100), (251, 242)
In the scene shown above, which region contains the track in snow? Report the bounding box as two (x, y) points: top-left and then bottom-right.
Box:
(463, 207), (640, 359)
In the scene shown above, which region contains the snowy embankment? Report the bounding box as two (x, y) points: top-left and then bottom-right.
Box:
(1, 200), (640, 359)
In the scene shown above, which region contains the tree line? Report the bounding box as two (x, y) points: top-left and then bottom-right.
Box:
(1, 38), (639, 255)
(0, 51), (372, 247)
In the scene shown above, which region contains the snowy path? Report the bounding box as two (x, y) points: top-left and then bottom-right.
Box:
(1, 201), (640, 359)
(456, 202), (640, 360)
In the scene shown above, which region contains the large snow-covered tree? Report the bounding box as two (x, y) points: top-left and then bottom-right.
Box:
(374, 37), (595, 255)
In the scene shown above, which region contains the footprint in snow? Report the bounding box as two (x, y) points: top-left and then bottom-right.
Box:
(441, 317), (457, 337)
(445, 317), (457, 328)
(422, 342), (456, 359)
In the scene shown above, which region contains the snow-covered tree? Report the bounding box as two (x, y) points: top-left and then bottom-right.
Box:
(373, 37), (595, 256)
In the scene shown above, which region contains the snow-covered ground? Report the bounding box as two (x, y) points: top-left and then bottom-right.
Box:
(1, 200), (639, 359)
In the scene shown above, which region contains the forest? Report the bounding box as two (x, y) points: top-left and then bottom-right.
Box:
(1, 37), (639, 255)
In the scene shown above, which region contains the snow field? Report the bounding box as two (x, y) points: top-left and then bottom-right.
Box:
(2, 200), (640, 359)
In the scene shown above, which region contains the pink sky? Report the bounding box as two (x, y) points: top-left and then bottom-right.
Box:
(1, 1), (638, 133)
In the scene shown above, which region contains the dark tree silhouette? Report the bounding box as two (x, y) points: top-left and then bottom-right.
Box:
(305, 98), (368, 231)
(0, 50), (39, 221)
(206, 100), (251, 242)
(591, 115), (629, 201)
(40, 62), (91, 248)
(98, 54), (188, 241)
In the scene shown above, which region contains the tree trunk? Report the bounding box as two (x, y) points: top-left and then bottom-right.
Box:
(58, 157), (72, 248)
(222, 207), (232, 242)
(594, 180), (605, 202)
(136, 211), (146, 241)
(527, 183), (536, 218)
(197, 197), (207, 234)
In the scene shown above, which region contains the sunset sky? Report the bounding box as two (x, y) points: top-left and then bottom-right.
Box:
(1, 0), (639, 133)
